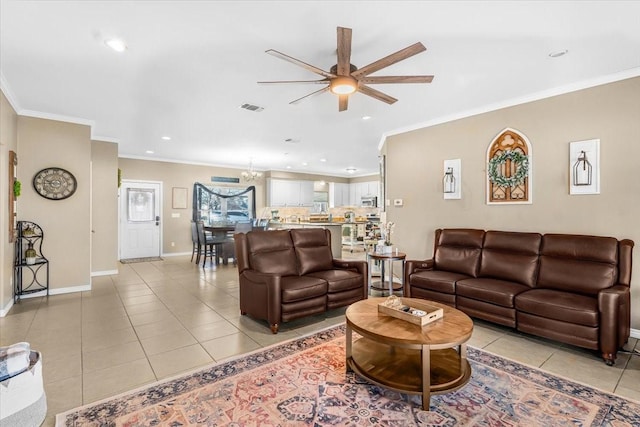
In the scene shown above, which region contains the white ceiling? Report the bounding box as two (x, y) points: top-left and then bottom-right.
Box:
(2, 1), (640, 177)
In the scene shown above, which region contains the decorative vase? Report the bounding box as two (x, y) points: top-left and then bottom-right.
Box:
(25, 242), (37, 265)
(381, 245), (393, 254)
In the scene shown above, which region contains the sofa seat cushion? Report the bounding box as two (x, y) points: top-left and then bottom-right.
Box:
(307, 269), (362, 293)
(280, 276), (328, 303)
(409, 270), (471, 294)
(456, 278), (529, 308)
(515, 289), (598, 327)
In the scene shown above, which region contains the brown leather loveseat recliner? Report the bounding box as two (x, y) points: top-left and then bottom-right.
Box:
(234, 228), (367, 333)
(405, 229), (634, 365)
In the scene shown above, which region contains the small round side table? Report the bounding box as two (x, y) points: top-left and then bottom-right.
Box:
(367, 251), (406, 295)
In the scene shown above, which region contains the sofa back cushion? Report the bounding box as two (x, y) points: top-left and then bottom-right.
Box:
(434, 229), (485, 277)
(247, 230), (298, 276)
(291, 228), (334, 274)
(479, 231), (542, 287)
(537, 234), (618, 295)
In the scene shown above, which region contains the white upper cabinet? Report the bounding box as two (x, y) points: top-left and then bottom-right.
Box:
(267, 179), (314, 207)
(329, 182), (350, 207)
(349, 181), (380, 205)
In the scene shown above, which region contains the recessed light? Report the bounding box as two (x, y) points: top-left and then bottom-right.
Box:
(346, 168), (357, 174)
(320, 158), (327, 162)
(161, 136), (171, 141)
(284, 138), (300, 144)
(105, 38), (127, 52)
(145, 150), (154, 154)
(548, 49), (568, 58)
(362, 116), (372, 120)
(286, 165), (292, 169)
(302, 162), (308, 166)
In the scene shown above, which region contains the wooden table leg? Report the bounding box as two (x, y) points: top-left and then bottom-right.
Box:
(422, 344), (431, 410)
(345, 324), (353, 372)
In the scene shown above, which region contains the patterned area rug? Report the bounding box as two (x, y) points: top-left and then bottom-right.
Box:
(119, 257), (163, 264)
(56, 325), (640, 426)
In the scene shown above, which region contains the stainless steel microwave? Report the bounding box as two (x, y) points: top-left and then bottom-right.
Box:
(361, 196), (377, 207)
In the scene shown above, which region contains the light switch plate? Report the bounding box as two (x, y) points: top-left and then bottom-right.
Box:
(171, 213), (180, 218)
(393, 199), (403, 206)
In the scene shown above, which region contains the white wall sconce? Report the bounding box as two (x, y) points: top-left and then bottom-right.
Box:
(443, 159), (461, 199)
(569, 139), (599, 195)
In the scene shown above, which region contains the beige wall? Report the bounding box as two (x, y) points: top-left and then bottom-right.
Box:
(384, 76), (640, 327)
(119, 158), (267, 255)
(17, 117), (91, 291)
(0, 91), (18, 313)
(91, 140), (119, 274)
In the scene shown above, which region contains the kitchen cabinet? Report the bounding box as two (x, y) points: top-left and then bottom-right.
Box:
(329, 182), (350, 207)
(267, 179), (314, 207)
(349, 181), (380, 206)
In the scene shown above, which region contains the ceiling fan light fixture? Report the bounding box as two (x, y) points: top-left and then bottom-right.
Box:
(330, 76), (357, 95)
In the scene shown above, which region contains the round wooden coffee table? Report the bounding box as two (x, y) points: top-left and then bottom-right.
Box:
(345, 297), (473, 410)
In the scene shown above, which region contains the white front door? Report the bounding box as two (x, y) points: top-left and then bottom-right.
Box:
(120, 180), (162, 259)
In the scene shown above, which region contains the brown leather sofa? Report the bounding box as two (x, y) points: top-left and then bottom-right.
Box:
(234, 228), (367, 333)
(405, 229), (634, 365)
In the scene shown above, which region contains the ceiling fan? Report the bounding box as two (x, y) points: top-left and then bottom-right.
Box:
(259, 27), (434, 112)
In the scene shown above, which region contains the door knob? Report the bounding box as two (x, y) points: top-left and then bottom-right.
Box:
(155, 215), (160, 226)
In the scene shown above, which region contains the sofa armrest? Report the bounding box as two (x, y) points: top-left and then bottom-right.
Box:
(403, 259), (434, 297)
(598, 284), (630, 363)
(332, 259), (367, 276)
(405, 259), (434, 275)
(241, 270), (283, 328)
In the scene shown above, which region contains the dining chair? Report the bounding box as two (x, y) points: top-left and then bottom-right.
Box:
(190, 221), (200, 263)
(196, 221), (218, 268)
(223, 221), (253, 265)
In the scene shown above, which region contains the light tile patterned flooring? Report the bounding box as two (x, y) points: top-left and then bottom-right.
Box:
(1, 251), (639, 426)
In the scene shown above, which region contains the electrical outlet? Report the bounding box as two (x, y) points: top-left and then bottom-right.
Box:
(171, 242), (175, 247)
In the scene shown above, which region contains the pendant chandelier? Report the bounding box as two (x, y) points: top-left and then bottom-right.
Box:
(241, 160), (263, 182)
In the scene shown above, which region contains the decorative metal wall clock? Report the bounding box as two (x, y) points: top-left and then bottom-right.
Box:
(33, 167), (77, 200)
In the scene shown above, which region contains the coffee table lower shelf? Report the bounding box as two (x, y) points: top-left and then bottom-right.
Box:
(346, 336), (471, 409)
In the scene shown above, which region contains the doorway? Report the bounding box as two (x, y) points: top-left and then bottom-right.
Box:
(119, 180), (162, 260)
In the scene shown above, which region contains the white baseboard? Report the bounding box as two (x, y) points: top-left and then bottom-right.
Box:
(91, 269), (118, 277)
(161, 251), (191, 257)
(630, 328), (640, 340)
(17, 284), (92, 300)
(0, 299), (14, 317)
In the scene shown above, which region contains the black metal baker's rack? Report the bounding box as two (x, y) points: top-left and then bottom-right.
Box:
(14, 221), (49, 303)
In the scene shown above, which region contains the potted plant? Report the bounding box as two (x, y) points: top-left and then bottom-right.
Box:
(25, 242), (37, 265)
(13, 180), (21, 197)
(379, 221), (395, 253)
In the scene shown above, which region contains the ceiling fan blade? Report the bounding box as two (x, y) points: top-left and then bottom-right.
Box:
(358, 75), (434, 84)
(357, 85), (398, 105)
(258, 79), (330, 85)
(266, 49), (336, 79)
(290, 86), (330, 105)
(337, 27), (352, 76)
(351, 42), (426, 78)
(338, 94), (349, 112)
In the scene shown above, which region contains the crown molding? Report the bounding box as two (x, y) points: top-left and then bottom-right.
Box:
(0, 72), (21, 112)
(19, 109), (94, 127)
(91, 135), (120, 143)
(378, 66), (640, 151)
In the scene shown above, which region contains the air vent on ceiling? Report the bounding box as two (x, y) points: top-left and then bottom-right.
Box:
(239, 103), (264, 112)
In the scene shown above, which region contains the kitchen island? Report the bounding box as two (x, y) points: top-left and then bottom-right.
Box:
(269, 222), (343, 258)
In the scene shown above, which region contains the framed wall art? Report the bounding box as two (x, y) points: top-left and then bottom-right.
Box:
(569, 139), (600, 195)
(172, 187), (188, 209)
(486, 128), (532, 205)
